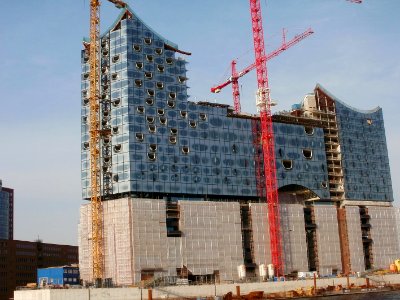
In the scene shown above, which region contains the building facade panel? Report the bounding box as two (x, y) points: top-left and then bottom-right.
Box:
(345, 206), (365, 273)
(280, 204), (308, 274)
(368, 206), (400, 269)
(335, 101), (393, 201)
(81, 7), (329, 201)
(79, 199), (244, 285)
(274, 123), (329, 199)
(250, 203), (271, 276)
(314, 205), (342, 276)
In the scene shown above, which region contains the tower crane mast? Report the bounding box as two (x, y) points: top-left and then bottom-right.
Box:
(249, 0), (283, 276)
(211, 28), (314, 113)
(88, 0), (126, 282)
(247, 0), (358, 278)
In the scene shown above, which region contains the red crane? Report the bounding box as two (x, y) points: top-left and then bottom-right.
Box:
(211, 28), (314, 113)
(248, 0), (283, 276)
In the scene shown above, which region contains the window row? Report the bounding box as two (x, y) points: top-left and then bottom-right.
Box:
(136, 107), (207, 120)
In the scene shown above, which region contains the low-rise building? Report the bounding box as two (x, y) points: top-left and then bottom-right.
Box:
(0, 240), (78, 300)
(37, 266), (80, 287)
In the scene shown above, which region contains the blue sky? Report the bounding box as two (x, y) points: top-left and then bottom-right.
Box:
(0, 0), (398, 245)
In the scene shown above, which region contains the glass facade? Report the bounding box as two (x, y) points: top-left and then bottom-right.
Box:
(0, 180), (13, 240)
(336, 100), (393, 201)
(274, 123), (329, 199)
(81, 8), (262, 199)
(80, 7), (393, 203)
(0, 191), (9, 239)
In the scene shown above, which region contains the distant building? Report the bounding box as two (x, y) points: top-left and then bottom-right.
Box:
(0, 180), (13, 240)
(0, 240), (78, 300)
(37, 266), (80, 287)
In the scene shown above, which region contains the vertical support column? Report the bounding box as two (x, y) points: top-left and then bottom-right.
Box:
(313, 272), (317, 295)
(337, 207), (351, 274)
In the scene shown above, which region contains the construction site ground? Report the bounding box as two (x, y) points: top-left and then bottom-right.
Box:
(14, 273), (400, 300)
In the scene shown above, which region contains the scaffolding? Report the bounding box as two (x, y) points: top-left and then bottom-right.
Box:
(367, 206), (400, 269)
(314, 205), (342, 276)
(249, 203), (271, 275)
(310, 89), (345, 201)
(345, 206), (365, 273)
(250, 203), (309, 275)
(280, 204), (308, 274)
(79, 199), (244, 285)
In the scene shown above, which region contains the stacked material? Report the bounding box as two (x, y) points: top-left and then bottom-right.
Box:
(314, 205), (342, 276)
(368, 206), (400, 269)
(345, 206), (365, 273)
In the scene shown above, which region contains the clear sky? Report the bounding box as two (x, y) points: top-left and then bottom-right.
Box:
(0, 0), (398, 246)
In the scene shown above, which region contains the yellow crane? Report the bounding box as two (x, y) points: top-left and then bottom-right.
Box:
(88, 0), (126, 282)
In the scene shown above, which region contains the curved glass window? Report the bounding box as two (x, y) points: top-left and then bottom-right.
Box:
(282, 160), (293, 170)
(114, 144), (122, 153)
(181, 146), (189, 154)
(302, 149), (313, 159)
(304, 126), (314, 135)
(136, 107), (145, 115)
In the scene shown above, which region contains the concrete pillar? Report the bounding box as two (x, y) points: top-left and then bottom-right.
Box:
(236, 285), (241, 297)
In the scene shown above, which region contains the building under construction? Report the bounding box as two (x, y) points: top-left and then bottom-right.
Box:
(79, 6), (399, 285)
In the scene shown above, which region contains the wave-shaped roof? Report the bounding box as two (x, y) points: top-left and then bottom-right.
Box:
(315, 83), (381, 114)
(83, 4), (179, 49)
